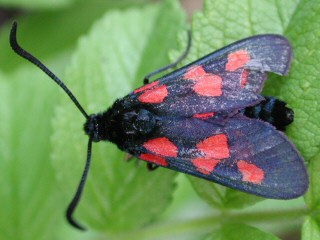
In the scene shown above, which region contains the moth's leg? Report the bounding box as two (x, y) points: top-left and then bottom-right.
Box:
(143, 30), (192, 85)
(147, 163), (159, 171)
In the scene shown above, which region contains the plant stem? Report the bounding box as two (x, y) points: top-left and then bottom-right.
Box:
(106, 208), (309, 240)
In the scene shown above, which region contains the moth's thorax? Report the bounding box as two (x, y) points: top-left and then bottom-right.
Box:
(84, 103), (157, 147)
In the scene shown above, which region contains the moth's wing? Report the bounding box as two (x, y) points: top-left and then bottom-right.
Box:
(127, 34), (292, 117)
(126, 116), (308, 199)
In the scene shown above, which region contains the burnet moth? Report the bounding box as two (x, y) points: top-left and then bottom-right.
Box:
(10, 21), (308, 230)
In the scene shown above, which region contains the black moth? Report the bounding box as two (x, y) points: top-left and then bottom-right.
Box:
(10, 22), (308, 230)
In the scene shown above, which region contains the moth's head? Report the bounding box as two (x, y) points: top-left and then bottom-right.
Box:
(84, 114), (104, 142)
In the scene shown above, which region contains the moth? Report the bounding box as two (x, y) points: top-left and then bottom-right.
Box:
(10, 22), (308, 230)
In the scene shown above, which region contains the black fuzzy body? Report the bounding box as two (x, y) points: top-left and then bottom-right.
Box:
(242, 96), (294, 131)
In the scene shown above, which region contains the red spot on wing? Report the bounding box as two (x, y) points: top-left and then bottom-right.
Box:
(237, 160), (264, 184)
(184, 65), (206, 79)
(143, 137), (178, 157)
(139, 153), (168, 167)
(197, 134), (230, 159)
(226, 50), (251, 71)
(134, 80), (159, 93)
(193, 74), (222, 97)
(192, 158), (220, 175)
(193, 112), (215, 119)
(240, 70), (249, 88)
(138, 85), (168, 103)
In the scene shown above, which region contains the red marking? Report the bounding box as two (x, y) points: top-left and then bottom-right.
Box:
(197, 134), (230, 159)
(240, 70), (249, 88)
(143, 137), (178, 157)
(138, 85), (168, 103)
(184, 65), (206, 80)
(193, 112), (215, 119)
(139, 153), (168, 167)
(237, 160), (264, 184)
(193, 74), (222, 97)
(226, 50), (251, 71)
(134, 80), (159, 93)
(192, 158), (220, 175)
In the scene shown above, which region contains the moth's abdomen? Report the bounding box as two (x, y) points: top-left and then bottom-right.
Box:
(242, 96), (294, 131)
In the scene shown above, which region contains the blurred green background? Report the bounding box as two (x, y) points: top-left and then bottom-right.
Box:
(0, 0), (319, 239)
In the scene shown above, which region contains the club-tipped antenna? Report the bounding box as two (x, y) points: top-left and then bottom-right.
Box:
(9, 21), (89, 119)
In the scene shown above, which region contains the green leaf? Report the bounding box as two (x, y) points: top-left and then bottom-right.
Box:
(305, 152), (320, 209)
(173, 0), (301, 209)
(206, 223), (280, 240)
(302, 216), (320, 240)
(51, 1), (186, 232)
(0, 0), (149, 71)
(189, 176), (263, 209)
(171, 0), (318, 209)
(0, 0), (148, 9)
(172, 0), (300, 65)
(276, 0), (320, 161)
(0, 0), (75, 9)
(0, 67), (62, 240)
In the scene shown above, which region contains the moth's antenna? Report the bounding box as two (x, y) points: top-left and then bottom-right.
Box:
(9, 21), (89, 119)
(10, 21), (92, 230)
(66, 138), (93, 231)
